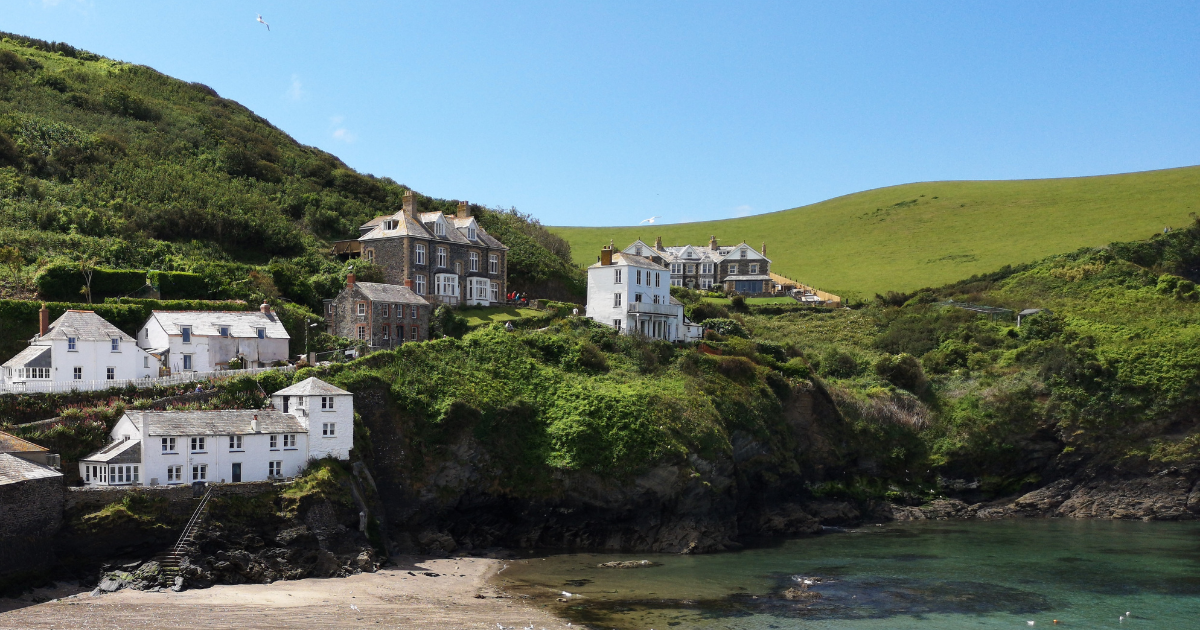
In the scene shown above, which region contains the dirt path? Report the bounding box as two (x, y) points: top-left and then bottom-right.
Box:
(0, 556), (571, 630)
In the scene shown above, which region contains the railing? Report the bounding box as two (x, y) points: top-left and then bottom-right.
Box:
(627, 301), (682, 316)
(0, 364), (295, 395)
(429, 294), (460, 306)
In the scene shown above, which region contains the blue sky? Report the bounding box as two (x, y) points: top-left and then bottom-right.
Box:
(6, 1), (1199, 226)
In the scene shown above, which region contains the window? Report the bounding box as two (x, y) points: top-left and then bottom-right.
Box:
(613, 319), (622, 329)
(613, 292), (623, 307)
(167, 465), (182, 483)
(19, 367), (50, 379)
(468, 225), (477, 240)
(322, 422), (336, 436)
(411, 326), (418, 340)
(321, 396), (334, 410)
(143, 356), (150, 368)
(411, 305), (419, 319)
(415, 275), (426, 295)
(256, 328), (265, 339)
(434, 221), (446, 237)
(327, 303), (334, 315)
(652, 294), (659, 304)
(110, 465), (138, 484)
(489, 254), (498, 274)
(181, 327), (191, 343)
(634, 293), (643, 303)
(382, 325), (389, 340)
(636, 269), (642, 285)
(270, 435), (278, 449)
(229, 435), (243, 450)
(454, 261), (462, 275)
(283, 434), (297, 449)
(701, 263), (714, 274)
(365, 248), (376, 263)
(190, 437), (206, 453)
(635, 246), (643, 256)
(740, 249), (747, 258)
(182, 355), (192, 370)
(357, 302), (367, 316)
(384, 219), (397, 230)
(671, 279), (683, 287)
(220, 326), (230, 337)
(670, 263), (682, 274)
(436, 247), (447, 267)
(110, 338), (120, 352)
(728, 264), (738, 274)
(162, 437), (176, 453)
(268, 461), (282, 478)
(382, 304), (389, 318)
(655, 272), (661, 287)
(192, 464), (207, 482)
(106, 367), (115, 380)
(415, 244), (426, 265)
(469, 252), (479, 272)
(357, 325), (366, 340)
(701, 278), (713, 289)
(614, 269), (622, 283)
(491, 282), (498, 302)
(68, 337), (77, 351)
(686, 264), (695, 274)
(73, 366), (82, 380)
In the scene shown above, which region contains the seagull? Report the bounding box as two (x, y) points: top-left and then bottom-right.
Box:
(257, 14), (271, 31)
(639, 216), (660, 225)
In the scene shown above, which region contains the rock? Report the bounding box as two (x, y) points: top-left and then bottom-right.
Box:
(1012, 479), (1075, 513)
(752, 503), (822, 536)
(597, 560), (661, 569)
(417, 530), (457, 553)
(782, 587), (822, 600)
(170, 576), (184, 592)
(351, 551), (376, 573)
(313, 550), (341, 578)
(89, 588), (102, 597)
(97, 577), (123, 593)
(804, 500), (861, 525)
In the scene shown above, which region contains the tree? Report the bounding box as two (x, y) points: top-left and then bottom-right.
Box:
(0, 246), (21, 280)
(79, 257), (98, 304)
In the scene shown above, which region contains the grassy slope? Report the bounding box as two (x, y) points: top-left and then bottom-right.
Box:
(551, 167), (1200, 298)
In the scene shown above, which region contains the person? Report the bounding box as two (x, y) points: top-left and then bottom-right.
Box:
(505, 321), (514, 332)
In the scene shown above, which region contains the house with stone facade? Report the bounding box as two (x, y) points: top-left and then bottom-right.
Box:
(136, 304), (290, 374)
(339, 191), (508, 307)
(323, 275), (431, 347)
(0, 431), (63, 582)
(621, 236), (774, 295)
(78, 377), (353, 487)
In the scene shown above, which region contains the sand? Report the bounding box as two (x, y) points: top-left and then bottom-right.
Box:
(0, 556), (573, 630)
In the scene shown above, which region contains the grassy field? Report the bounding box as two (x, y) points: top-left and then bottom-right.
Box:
(457, 306), (543, 327)
(551, 166), (1200, 298)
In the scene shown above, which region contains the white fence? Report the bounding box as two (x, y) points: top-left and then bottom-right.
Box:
(0, 365), (295, 395)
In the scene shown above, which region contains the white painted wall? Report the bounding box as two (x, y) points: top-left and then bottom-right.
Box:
(139, 430), (309, 486)
(271, 392), (354, 460)
(50, 337), (157, 384)
(587, 260), (680, 339)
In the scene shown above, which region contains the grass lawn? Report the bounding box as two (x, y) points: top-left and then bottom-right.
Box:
(701, 297), (798, 305)
(458, 306), (544, 327)
(551, 166), (1200, 298)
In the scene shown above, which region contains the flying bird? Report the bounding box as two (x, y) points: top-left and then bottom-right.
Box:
(639, 216), (661, 225)
(257, 14), (270, 31)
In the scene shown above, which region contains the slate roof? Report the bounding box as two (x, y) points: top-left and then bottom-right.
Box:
(2, 345), (51, 369)
(124, 410), (307, 436)
(355, 282), (429, 305)
(357, 212), (508, 250)
(147, 311), (290, 340)
(588, 252), (668, 271)
(0, 431), (49, 454)
(0, 453), (61, 486)
(722, 275), (773, 281)
(80, 438), (141, 464)
(273, 377), (351, 397)
(41, 310), (136, 342)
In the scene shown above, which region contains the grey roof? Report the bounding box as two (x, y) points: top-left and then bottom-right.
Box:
(358, 211), (508, 250)
(148, 311), (290, 340)
(722, 275), (773, 281)
(0, 453), (61, 485)
(633, 240), (771, 265)
(1019, 308), (1046, 316)
(355, 282), (430, 305)
(272, 377), (351, 397)
(359, 213), (432, 240)
(2, 345), (51, 369)
(80, 438), (141, 464)
(0, 431), (49, 454)
(588, 252), (668, 271)
(42, 310), (136, 342)
(125, 409), (306, 436)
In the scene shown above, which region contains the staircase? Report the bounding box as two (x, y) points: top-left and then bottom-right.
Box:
(155, 485), (214, 572)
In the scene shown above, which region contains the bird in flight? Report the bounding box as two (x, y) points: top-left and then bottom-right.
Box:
(639, 216), (661, 225)
(257, 14), (270, 31)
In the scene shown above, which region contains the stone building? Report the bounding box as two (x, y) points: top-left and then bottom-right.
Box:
(620, 236), (774, 295)
(339, 191), (509, 306)
(323, 275), (431, 348)
(1, 431), (63, 582)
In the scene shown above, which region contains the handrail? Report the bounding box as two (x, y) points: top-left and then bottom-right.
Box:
(0, 364), (294, 395)
(172, 485), (214, 554)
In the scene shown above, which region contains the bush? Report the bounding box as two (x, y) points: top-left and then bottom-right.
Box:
(431, 305), (468, 339)
(703, 318), (748, 338)
(730, 295), (747, 312)
(35, 263), (146, 301)
(875, 353), (927, 392)
(685, 301), (728, 323)
(781, 357), (812, 379)
(147, 271), (207, 299)
(819, 348), (860, 378)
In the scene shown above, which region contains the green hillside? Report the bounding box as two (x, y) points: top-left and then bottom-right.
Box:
(551, 167), (1200, 298)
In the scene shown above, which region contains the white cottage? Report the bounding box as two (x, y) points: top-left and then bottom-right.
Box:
(78, 377), (353, 487)
(585, 243), (687, 341)
(1, 307), (158, 391)
(136, 304), (290, 374)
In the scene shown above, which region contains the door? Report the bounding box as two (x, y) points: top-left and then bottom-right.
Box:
(231, 463), (241, 483)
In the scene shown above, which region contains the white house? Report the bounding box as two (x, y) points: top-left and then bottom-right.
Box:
(79, 377), (353, 487)
(136, 304), (290, 374)
(586, 242), (687, 341)
(1, 307), (158, 391)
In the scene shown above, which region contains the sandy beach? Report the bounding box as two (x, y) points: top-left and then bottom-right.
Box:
(0, 556), (572, 630)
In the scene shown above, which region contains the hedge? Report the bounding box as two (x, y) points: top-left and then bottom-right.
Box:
(148, 271), (208, 300)
(35, 263), (146, 301)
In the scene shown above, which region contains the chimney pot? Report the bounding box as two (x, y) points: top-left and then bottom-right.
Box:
(600, 242), (614, 266)
(260, 302), (271, 314)
(404, 279), (414, 288)
(709, 235), (719, 251)
(39, 303), (49, 336)
(457, 201), (469, 219)
(346, 273), (356, 288)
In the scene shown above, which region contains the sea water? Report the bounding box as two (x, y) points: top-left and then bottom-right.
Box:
(499, 519), (1200, 629)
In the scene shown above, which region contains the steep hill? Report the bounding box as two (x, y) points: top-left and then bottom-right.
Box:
(551, 166), (1200, 298)
(0, 32), (582, 309)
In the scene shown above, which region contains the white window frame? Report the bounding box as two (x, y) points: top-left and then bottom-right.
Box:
(322, 422), (336, 437)
(671, 278), (683, 287)
(489, 254), (498, 274)
(436, 246), (447, 267)
(686, 264), (695, 274)
(268, 461), (282, 478)
(701, 263), (714, 274)
(190, 437), (206, 453)
(192, 464), (207, 482)
(435, 220), (446, 237)
(283, 434), (297, 449)
(182, 354), (193, 371)
(357, 302), (367, 316)
(73, 366), (82, 380)
(411, 305), (419, 319)
(270, 435), (279, 450)
(411, 325), (419, 341)
(68, 337), (77, 351)
(219, 326), (230, 337)
(256, 327), (265, 339)
(670, 263), (682, 274)
(469, 252), (479, 272)
(167, 465), (182, 483)
(613, 292), (622, 307)
(614, 269), (622, 284)
(415, 275), (426, 295)
(490, 282), (498, 302)
(162, 437), (176, 453)
(636, 269), (642, 285)
(229, 435), (243, 451)
(357, 325), (367, 340)
(181, 326), (191, 343)
(728, 264), (738, 274)
(106, 367), (115, 380)
(321, 396), (334, 410)
(701, 278), (713, 289)
(468, 225), (477, 240)
(749, 263), (759, 274)
(415, 243), (426, 265)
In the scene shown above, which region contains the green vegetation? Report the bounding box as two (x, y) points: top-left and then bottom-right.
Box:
(77, 493), (174, 532)
(552, 166), (1200, 298)
(458, 306), (544, 327)
(279, 458), (354, 517)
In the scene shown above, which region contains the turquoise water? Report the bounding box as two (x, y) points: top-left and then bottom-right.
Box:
(498, 520), (1200, 629)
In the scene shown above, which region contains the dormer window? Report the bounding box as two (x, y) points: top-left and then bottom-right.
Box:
(256, 328), (265, 339)
(111, 338), (120, 352)
(181, 327), (191, 343)
(384, 219), (398, 230)
(740, 249), (747, 258)
(468, 225), (477, 240)
(219, 326), (230, 337)
(435, 221), (446, 237)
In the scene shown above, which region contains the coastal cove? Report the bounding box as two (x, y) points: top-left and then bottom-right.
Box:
(498, 519), (1200, 630)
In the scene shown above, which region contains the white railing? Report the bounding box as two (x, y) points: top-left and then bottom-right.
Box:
(0, 365), (295, 395)
(627, 301), (682, 316)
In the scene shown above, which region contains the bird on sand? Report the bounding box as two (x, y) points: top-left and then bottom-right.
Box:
(257, 14), (271, 30)
(639, 216), (661, 225)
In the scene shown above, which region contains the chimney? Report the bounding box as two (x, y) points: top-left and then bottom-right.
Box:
(251, 415), (258, 432)
(39, 303), (49, 336)
(402, 190), (416, 217)
(762, 241), (767, 256)
(404, 279), (414, 289)
(709, 235), (718, 251)
(260, 301), (271, 314)
(346, 273), (356, 288)
(600, 240), (614, 266)
(457, 200), (469, 219)
(655, 236), (663, 251)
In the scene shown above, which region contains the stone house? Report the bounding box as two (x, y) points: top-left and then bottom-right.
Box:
(136, 305), (291, 374)
(322, 275), (431, 347)
(78, 377), (353, 487)
(621, 236), (774, 294)
(1, 431), (63, 581)
(1, 308), (159, 392)
(340, 191), (509, 306)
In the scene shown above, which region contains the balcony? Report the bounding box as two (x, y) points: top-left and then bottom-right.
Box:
(627, 301), (680, 316)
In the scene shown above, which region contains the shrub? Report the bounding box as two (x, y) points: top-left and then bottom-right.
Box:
(685, 301), (728, 323)
(35, 263), (146, 301)
(431, 305), (468, 339)
(147, 270), (207, 299)
(730, 295), (747, 312)
(703, 318), (748, 338)
(781, 357), (812, 379)
(716, 355), (758, 380)
(874, 353), (927, 392)
(819, 348), (860, 378)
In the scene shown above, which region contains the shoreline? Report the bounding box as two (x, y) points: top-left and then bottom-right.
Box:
(0, 555), (574, 630)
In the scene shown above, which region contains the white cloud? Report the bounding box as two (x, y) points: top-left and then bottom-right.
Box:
(328, 116), (356, 143)
(286, 74), (304, 101)
(734, 205), (753, 218)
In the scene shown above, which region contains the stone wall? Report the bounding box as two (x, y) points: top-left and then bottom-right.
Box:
(64, 480), (276, 513)
(0, 476), (64, 584)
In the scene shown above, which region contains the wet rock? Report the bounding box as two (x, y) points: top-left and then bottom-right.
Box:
(312, 549), (341, 578)
(97, 577), (123, 593)
(597, 560), (662, 569)
(752, 503), (822, 536)
(1013, 479), (1074, 513)
(782, 587), (822, 600)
